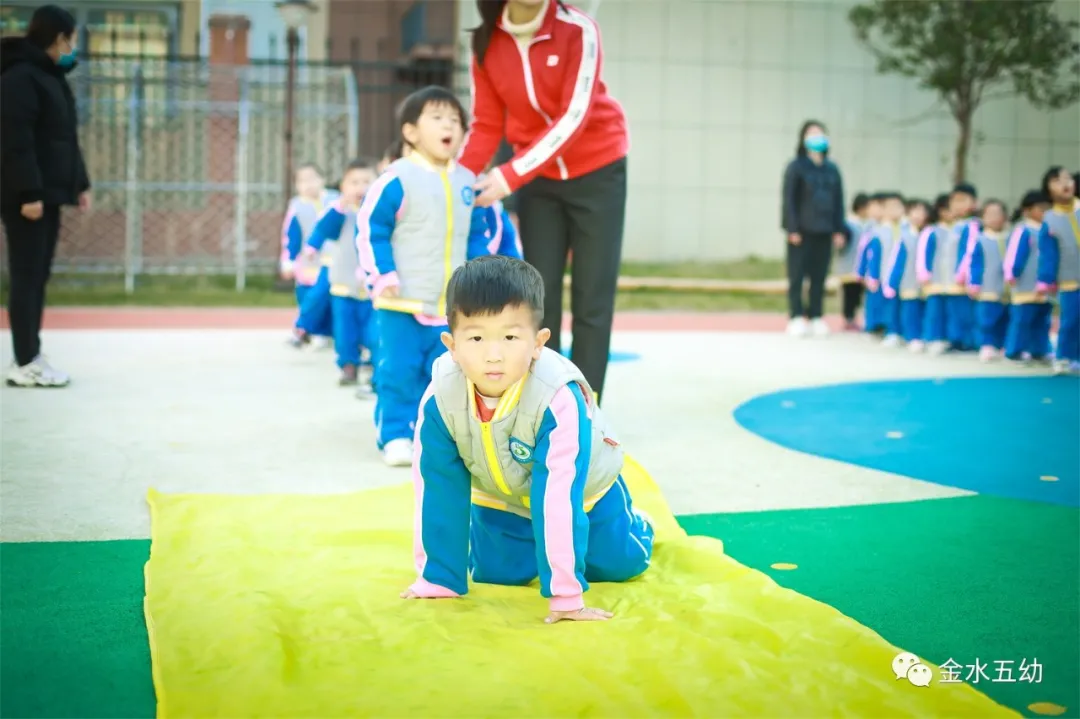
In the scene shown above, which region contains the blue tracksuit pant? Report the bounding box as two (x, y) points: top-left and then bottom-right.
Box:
(331, 296), (376, 369)
(1058, 290), (1080, 362)
(975, 300), (1009, 350)
(374, 309), (447, 448)
(923, 294), (974, 348)
(295, 267), (333, 337)
(1004, 303), (1052, 359)
(883, 296), (901, 336)
(469, 475), (654, 589)
(899, 298), (925, 342)
(864, 288), (885, 332)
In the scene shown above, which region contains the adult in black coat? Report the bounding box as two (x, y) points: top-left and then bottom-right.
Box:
(780, 119), (846, 338)
(0, 5), (90, 387)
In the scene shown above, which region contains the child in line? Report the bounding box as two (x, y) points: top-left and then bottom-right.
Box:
(1036, 166), (1080, 374)
(304, 159), (378, 386)
(356, 86), (491, 466)
(1003, 190), (1053, 362)
(884, 198), (933, 352)
(280, 163), (336, 345)
(859, 192), (904, 341)
(919, 184), (979, 354)
(966, 199), (1011, 362)
(838, 192), (871, 330)
(401, 255), (654, 624)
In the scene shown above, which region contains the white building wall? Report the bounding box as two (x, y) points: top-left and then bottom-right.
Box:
(457, 0), (1080, 262)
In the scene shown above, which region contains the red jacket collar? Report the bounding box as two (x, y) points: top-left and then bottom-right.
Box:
(497, 0), (559, 41)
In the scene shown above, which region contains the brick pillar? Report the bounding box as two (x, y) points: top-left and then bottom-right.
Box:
(204, 15), (250, 260)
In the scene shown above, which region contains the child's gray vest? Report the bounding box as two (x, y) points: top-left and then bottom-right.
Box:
(929, 220), (975, 294)
(1043, 203), (1080, 289)
(838, 217), (865, 279)
(382, 158), (479, 316)
(328, 207), (367, 299)
(430, 348), (624, 520)
(976, 231), (1007, 302)
(876, 222), (899, 280)
(1009, 222), (1043, 302)
(896, 225), (926, 299)
(290, 196), (327, 284)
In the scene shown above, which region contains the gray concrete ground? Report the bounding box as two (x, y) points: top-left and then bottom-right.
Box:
(0, 327), (1046, 543)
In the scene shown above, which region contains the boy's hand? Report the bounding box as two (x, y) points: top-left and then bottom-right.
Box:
(544, 607), (613, 624)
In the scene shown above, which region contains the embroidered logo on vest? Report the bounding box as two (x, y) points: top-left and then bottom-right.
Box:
(508, 437), (533, 464)
(461, 186), (475, 206)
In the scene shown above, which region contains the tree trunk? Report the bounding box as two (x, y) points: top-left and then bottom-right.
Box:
(953, 106), (972, 185)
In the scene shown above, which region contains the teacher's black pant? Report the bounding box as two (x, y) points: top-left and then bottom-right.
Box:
(2, 204), (62, 366)
(786, 232), (832, 320)
(517, 157), (627, 402)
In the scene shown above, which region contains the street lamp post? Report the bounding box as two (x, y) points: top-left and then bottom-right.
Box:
(275, 0), (316, 283)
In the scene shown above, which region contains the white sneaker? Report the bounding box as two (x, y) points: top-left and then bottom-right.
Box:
(310, 336), (332, 351)
(5, 355), (70, 388)
(882, 334), (901, 348)
(809, 318), (830, 337)
(926, 341), (948, 356)
(978, 346), (999, 363)
(787, 317), (809, 338)
(383, 438), (413, 467)
(908, 340), (925, 353)
(1052, 359), (1073, 375)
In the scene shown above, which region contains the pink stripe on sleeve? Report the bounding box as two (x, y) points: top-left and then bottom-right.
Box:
(486, 206), (503, 255)
(543, 386), (585, 610)
(955, 220), (979, 282)
(916, 227), (933, 282)
(1003, 226), (1025, 283)
(356, 171), (398, 281)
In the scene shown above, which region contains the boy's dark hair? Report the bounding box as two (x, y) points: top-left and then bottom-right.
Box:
(446, 256), (545, 330)
(397, 86), (468, 140)
(296, 161), (324, 177)
(868, 192), (888, 203)
(26, 4), (76, 49)
(851, 193), (869, 213)
(951, 182), (978, 199)
(933, 193), (951, 211)
(1014, 189), (1051, 221)
(1041, 165), (1067, 198)
(383, 139), (404, 163)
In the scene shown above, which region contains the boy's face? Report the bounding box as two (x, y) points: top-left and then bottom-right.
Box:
(1049, 170), (1076, 202)
(340, 167), (376, 205)
(442, 304), (551, 398)
(295, 167), (324, 199)
(403, 102), (464, 165)
(866, 200), (884, 222)
(949, 192), (975, 218)
(982, 203), (1006, 231)
(884, 198), (905, 222)
(907, 204), (928, 228)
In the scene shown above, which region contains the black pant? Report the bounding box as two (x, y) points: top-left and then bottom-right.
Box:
(786, 233), (832, 319)
(2, 204), (61, 366)
(841, 281), (863, 321)
(518, 157), (627, 401)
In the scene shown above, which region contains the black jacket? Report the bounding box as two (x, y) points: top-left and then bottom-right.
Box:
(0, 37), (90, 209)
(781, 154), (844, 236)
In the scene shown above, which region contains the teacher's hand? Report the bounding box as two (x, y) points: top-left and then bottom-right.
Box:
(473, 170), (510, 209)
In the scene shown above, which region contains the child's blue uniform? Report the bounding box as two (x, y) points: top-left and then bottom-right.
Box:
(357, 156), (490, 449)
(920, 219), (979, 348)
(884, 223), (929, 342)
(281, 191), (336, 330)
(1037, 200), (1080, 363)
(485, 200), (522, 259)
(1003, 221), (1052, 359)
(294, 199), (345, 339)
(967, 228), (1010, 351)
(858, 222), (900, 334)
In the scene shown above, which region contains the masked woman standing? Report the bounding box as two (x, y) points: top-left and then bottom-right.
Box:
(1, 4), (91, 388)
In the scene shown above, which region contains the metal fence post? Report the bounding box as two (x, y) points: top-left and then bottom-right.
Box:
(123, 64), (143, 294)
(234, 69), (251, 292)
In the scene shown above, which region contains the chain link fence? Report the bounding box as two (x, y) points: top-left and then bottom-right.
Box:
(34, 56), (358, 291)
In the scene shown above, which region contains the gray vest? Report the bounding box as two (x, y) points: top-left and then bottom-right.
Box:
(876, 222), (899, 280)
(328, 207), (366, 299)
(896, 225), (926, 298)
(1010, 222), (1042, 300)
(290, 194), (332, 284)
(976, 230), (1006, 301)
(381, 158), (479, 316)
(929, 221), (974, 293)
(430, 348), (624, 520)
(1044, 203), (1080, 287)
(838, 216), (865, 278)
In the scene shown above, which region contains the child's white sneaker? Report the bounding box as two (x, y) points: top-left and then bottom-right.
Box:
(383, 438), (413, 467)
(882, 334), (901, 348)
(978, 346), (999, 363)
(809, 318), (830, 337)
(5, 356), (70, 388)
(1052, 359), (1074, 375)
(908, 340), (925, 353)
(311, 336), (332, 351)
(926, 340), (948, 356)
(786, 317), (809, 337)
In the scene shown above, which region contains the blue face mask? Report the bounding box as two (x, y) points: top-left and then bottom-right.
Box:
(57, 49), (77, 68)
(804, 135), (829, 153)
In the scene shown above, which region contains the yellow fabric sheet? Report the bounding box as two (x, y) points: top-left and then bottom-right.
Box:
(145, 456), (1013, 718)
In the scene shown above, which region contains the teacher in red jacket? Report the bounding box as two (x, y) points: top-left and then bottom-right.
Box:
(461, 0), (628, 404)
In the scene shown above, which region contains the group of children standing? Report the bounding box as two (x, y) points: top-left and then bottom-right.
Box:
(277, 86), (522, 466)
(836, 166), (1080, 375)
